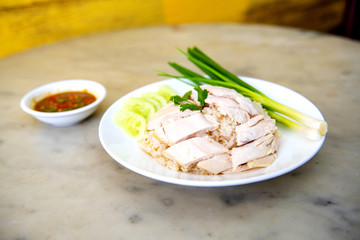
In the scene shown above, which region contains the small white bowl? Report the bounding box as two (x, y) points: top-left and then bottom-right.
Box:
(20, 79), (106, 127)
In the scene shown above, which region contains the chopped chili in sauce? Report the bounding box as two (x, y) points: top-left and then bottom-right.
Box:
(34, 91), (96, 112)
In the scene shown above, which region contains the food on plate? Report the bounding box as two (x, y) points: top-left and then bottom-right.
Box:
(157, 46), (327, 140)
(113, 46), (328, 175)
(138, 85), (279, 175)
(113, 110), (147, 137)
(34, 91), (96, 112)
(113, 85), (176, 137)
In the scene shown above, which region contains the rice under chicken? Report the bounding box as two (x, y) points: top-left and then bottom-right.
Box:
(138, 85), (279, 175)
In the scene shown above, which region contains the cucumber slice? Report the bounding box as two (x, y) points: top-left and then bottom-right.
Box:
(112, 85), (177, 138)
(157, 85), (177, 102)
(139, 97), (161, 111)
(141, 92), (167, 107)
(113, 110), (146, 137)
(122, 97), (156, 119)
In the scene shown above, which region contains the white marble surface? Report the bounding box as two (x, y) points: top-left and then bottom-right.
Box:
(0, 24), (359, 240)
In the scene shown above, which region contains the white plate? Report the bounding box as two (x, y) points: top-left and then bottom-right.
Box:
(99, 77), (326, 187)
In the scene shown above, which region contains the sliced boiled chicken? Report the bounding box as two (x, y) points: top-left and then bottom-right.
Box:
(154, 112), (218, 145)
(163, 137), (229, 168)
(231, 132), (279, 168)
(222, 153), (277, 173)
(235, 115), (277, 146)
(205, 95), (251, 124)
(247, 153), (277, 169)
(197, 153), (232, 174)
(140, 85), (280, 175)
(147, 103), (198, 130)
(201, 85), (260, 116)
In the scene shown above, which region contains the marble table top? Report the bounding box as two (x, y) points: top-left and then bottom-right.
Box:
(0, 24), (359, 240)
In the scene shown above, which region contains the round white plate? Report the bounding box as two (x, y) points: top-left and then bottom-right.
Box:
(99, 77), (326, 187)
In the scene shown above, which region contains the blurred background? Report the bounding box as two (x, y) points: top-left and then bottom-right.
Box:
(0, 0), (358, 58)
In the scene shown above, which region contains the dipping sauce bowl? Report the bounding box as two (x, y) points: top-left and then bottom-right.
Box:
(20, 79), (106, 126)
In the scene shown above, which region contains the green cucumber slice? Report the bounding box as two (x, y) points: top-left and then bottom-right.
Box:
(122, 97), (156, 119)
(157, 85), (177, 102)
(113, 110), (146, 137)
(141, 92), (167, 107)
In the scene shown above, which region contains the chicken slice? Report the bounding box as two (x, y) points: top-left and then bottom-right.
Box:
(201, 85), (260, 116)
(270, 130), (280, 152)
(205, 95), (251, 124)
(154, 113), (218, 145)
(247, 153), (277, 169)
(222, 153), (277, 173)
(197, 153), (232, 174)
(231, 133), (277, 168)
(205, 95), (240, 108)
(147, 103), (198, 130)
(236, 115), (276, 145)
(163, 137), (229, 168)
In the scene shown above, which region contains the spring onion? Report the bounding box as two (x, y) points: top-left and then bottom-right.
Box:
(157, 46), (328, 140)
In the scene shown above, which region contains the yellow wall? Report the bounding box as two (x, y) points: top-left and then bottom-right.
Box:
(0, 0), (346, 58)
(163, 0), (249, 23)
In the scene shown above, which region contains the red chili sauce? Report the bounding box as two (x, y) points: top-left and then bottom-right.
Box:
(34, 91), (96, 112)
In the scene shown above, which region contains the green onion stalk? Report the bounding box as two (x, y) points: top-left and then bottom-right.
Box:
(157, 46), (328, 140)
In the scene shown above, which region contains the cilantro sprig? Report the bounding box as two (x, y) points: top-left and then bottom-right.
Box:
(169, 86), (208, 112)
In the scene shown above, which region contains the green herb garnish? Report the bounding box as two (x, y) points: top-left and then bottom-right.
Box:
(170, 87), (208, 112)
